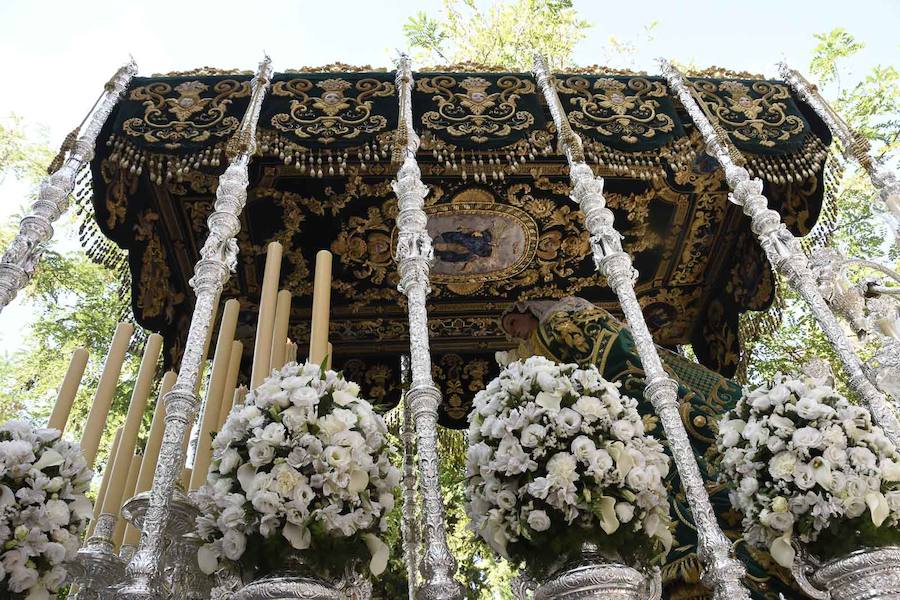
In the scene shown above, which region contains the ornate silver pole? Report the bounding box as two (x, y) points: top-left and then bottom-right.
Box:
(533, 54), (751, 600)
(660, 59), (900, 447)
(115, 56), (273, 600)
(777, 62), (900, 231)
(399, 355), (419, 600)
(0, 60), (137, 312)
(392, 53), (464, 600)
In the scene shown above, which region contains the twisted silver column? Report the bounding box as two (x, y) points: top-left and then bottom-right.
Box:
(0, 60), (136, 312)
(392, 54), (464, 600)
(660, 59), (900, 448)
(777, 62), (900, 221)
(399, 355), (419, 600)
(533, 54), (751, 600)
(115, 56), (273, 600)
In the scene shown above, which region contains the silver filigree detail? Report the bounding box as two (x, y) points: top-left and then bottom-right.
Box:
(114, 56), (273, 600)
(0, 60), (136, 312)
(391, 53), (464, 600)
(792, 544), (900, 600)
(778, 62), (900, 242)
(399, 355), (419, 600)
(69, 513), (126, 600)
(660, 59), (900, 449)
(534, 544), (662, 600)
(534, 54), (752, 600)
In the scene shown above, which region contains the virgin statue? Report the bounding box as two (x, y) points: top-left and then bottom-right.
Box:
(498, 297), (799, 600)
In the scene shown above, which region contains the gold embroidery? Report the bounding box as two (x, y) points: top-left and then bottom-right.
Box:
(270, 77), (395, 144)
(123, 80), (250, 147)
(692, 80), (804, 148)
(557, 76), (676, 144)
(417, 75), (535, 143)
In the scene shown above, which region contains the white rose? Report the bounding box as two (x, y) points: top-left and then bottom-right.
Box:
(739, 476), (758, 497)
(527, 509), (551, 532)
(761, 509), (794, 532)
(795, 397), (826, 420)
(324, 445), (352, 471)
(823, 445), (848, 468)
(44, 499), (70, 528)
(42, 542), (66, 565)
(793, 462), (816, 490)
(615, 502), (635, 524)
(792, 427), (824, 452)
(849, 447), (878, 471)
(570, 436), (596, 462)
(222, 529), (247, 561)
(766, 435), (786, 453)
(625, 466), (652, 491)
(291, 387), (319, 408)
(248, 443), (275, 467)
(768, 414), (796, 436)
(742, 421), (769, 447)
(259, 422), (287, 446)
(251, 490), (281, 515)
(555, 408), (582, 437)
(333, 390), (357, 407)
(536, 371), (558, 392)
(496, 489), (517, 511)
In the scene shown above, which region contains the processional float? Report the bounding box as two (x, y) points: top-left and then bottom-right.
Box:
(1, 46), (899, 600)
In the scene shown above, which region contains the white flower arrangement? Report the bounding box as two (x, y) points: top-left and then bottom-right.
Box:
(0, 420), (93, 600)
(717, 374), (900, 568)
(195, 361), (401, 579)
(465, 356), (673, 573)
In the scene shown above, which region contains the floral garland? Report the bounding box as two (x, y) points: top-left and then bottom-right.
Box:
(195, 361), (401, 580)
(465, 356), (673, 575)
(0, 421), (93, 599)
(717, 374), (900, 568)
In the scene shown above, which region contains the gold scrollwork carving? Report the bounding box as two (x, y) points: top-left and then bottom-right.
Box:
(123, 80), (250, 147)
(556, 76), (675, 144)
(270, 77), (395, 144)
(692, 80), (805, 148)
(417, 75), (535, 143)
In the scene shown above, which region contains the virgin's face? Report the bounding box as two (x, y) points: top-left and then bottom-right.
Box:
(502, 312), (538, 340)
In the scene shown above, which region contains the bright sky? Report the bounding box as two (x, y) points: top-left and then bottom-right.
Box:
(0, 0), (897, 349)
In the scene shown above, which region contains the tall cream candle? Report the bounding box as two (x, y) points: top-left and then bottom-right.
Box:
(100, 333), (162, 517)
(251, 242), (283, 389)
(269, 290), (292, 371)
(285, 340), (298, 364)
(49, 347), (89, 432)
(309, 250), (333, 366)
(326, 342), (333, 370)
(80, 322), (134, 467)
(88, 427), (122, 537)
(190, 300), (240, 491)
(217, 340), (243, 430)
(180, 468), (192, 491)
(134, 371), (176, 495)
(113, 453), (142, 549)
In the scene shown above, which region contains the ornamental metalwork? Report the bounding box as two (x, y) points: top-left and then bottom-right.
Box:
(660, 59), (900, 449)
(392, 53), (464, 600)
(115, 56), (273, 600)
(534, 53), (753, 600)
(0, 60), (136, 314)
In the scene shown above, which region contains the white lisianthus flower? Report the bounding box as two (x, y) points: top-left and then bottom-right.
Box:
(466, 357), (672, 566)
(526, 509), (551, 532)
(717, 373), (900, 568)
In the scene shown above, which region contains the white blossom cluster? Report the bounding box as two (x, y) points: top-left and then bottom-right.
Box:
(717, 374), (900, 568)
(0, 420), (93, 599)
(465, 356), (673, 563)
(195, 361), (400, 578)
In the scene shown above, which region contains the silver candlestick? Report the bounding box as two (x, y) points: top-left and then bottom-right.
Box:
(534, 54), (752, 600)
(115, 55), (273, 600)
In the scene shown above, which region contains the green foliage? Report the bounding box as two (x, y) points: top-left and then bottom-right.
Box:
(0, 113), (54, 184)
(403, 0), (592, 70)
(746, 29), (900, 389)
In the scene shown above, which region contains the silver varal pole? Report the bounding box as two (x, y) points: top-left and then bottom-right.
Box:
(0, 60), (137, 312)
(392, 53), (464, 600)
(115, 56), (273, 600)
(777, 62), (900, 229)
(399, 355), (419, 600)
(660, 59), (900, 448)
(533, 54), (752, 600)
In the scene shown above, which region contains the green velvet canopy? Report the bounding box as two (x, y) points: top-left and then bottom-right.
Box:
(84, 65), (833, 428)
